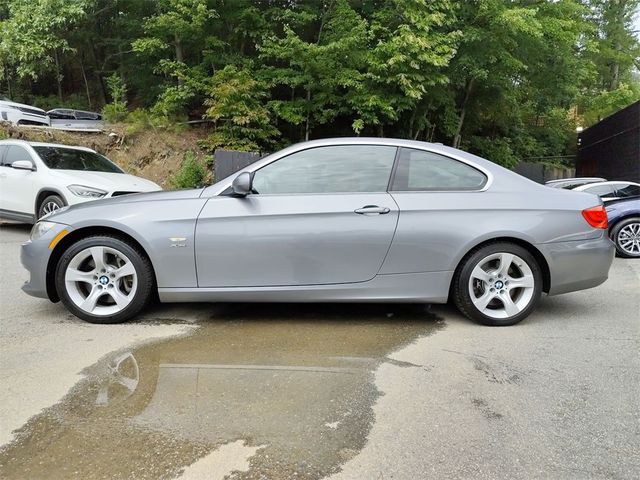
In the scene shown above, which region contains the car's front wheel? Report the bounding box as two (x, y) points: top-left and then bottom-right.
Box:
(453, 242), (543, 326)
(610, 217), (640, 258)
(55, 235), (154, 323)
(38, 194), (64, 219)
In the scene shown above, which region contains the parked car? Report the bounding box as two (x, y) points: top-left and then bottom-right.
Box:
(606, 197), (640, 258)
(545, 177), (606, 189)
(47, 108), (102, 121)
(0, 140), (161, 223)
(0, 98), (50, 126)
(21, 138), (614, 326)
(573, 181), (640, 203)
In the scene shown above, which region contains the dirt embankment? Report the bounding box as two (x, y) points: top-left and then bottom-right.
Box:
(0, 123), (212, 188)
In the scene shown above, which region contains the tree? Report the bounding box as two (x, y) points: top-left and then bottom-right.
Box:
(204, 65), (279, 151)
(0, 0), (91, 99)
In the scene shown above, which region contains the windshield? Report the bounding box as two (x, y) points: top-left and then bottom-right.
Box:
(33, 146), (123, 173)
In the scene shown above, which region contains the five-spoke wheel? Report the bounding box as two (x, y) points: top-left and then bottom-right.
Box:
(55, 236), (154, 323)
(453, 243), (542, 326)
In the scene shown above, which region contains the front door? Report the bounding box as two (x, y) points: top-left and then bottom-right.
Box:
(0, 145), (36, 216)
(195, 145), (399, 287)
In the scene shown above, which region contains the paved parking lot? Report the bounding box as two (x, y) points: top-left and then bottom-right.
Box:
(0, 222), (638, 479)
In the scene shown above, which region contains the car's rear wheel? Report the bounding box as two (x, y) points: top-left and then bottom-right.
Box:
(55, 235), (154, 324)
(38, 194), (64, 219)
(610, 217), (640, 258)
(453, 242), (543, 326)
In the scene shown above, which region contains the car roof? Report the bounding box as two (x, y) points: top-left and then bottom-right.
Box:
(574, 180), (640, 190)
(0, 139), (96, 152)
(545, 177), (605, 184)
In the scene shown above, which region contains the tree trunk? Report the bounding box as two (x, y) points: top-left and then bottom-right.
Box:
(54, 49), (63, 101)
(174, 35), (184, 63)
(305, 87), (311, 141)
(175, 35), (184, 86)
(79, 55), (92, 109)
(610, 59), (619, 91)
(453, 77), (475, 148)
(89, 43), (107, 105)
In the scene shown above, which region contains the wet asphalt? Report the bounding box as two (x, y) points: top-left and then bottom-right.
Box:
(0, 223), (638, 479)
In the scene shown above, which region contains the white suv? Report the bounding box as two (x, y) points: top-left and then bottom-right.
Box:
(0, 140), (161, 223)
(0, 98), (50, 126)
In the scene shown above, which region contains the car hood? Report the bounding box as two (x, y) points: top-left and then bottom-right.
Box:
(44, 188), (205, 224)
(0, 100), (46, 114)
(49, 170), (161, 193)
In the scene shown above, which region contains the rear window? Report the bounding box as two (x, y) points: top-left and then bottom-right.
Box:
(33, 146), (123, 173)
(391, 148), (487, 191)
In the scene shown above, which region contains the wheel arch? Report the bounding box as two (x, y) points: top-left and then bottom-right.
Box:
(46, 226), (157, 302)
(451, 236), (551, 295)
(34, 188), (68, 217)
(608, 214), (640, 237)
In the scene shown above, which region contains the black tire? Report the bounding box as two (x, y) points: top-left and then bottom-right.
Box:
(55, 235), (155, 324)
(610, 217), (640, 258)
(38, 194), (65, 219)
(452, 242), (543, 326)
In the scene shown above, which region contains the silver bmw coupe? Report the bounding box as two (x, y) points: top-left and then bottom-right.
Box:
(21, 138), (614, 326)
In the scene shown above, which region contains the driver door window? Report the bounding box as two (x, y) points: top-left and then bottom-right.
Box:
(252, 145), (397, 194)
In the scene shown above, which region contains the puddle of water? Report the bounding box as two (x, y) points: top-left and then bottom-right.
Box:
(0, 303), (440, 479)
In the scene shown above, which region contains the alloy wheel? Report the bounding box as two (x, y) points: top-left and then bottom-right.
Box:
(617, 222), (640, 256)
(64, 246), (138, 316)
(468, 252), (536, 320)
(42, 201), (61, 215)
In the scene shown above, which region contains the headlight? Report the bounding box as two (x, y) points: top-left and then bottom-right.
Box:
(67, 185), (107, 198)
(30, 221), (57, 241)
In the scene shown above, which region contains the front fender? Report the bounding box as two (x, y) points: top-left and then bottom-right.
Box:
(46, 197), (207, 288)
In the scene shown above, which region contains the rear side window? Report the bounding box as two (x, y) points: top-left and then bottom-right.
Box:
(0, 146), (6, 166)
(391, 148), (487, 191)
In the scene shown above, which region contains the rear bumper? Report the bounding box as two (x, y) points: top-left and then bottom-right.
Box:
(538, 233), (615, 296)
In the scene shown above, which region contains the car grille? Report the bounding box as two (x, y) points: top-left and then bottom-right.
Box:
(111, 191), (139, 197)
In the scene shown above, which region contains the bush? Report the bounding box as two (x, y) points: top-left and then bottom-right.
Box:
(102, 74), (128, 123)
(169, 151), (207, 189)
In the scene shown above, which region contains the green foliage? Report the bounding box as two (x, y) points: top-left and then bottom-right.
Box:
(169, 151), (207, 189)
(1, 0), (638, 167)
(0, 0), (90, 80)
(204, 65), (279, 151)
(581, 83), (640, 126)
(102, 74), (128, 123)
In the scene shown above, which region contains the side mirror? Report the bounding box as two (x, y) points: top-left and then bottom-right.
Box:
(11, 160), (34, 171)
(231, 172), (253, 196)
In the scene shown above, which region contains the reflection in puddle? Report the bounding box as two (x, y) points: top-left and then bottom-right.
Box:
(0, 304), (440, 479)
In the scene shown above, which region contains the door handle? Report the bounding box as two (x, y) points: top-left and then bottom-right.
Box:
(0, 173), (7, 179)
(354, 205), (391, 215)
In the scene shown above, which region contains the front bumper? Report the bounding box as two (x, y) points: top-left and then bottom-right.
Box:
(538, 232), (615, 296)
(20, 222), (69, 300)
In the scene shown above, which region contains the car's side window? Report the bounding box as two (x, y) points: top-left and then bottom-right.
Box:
(391, 148), (487, 191)
(585, 185), (616, 197)
(0, 146), (7, 166)
(616, 184), (640, 198)
(4, 146), (33, 166)
(252, 145), (397, 194)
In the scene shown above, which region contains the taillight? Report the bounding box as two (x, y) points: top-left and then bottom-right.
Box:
(582, 205), (608, 229)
